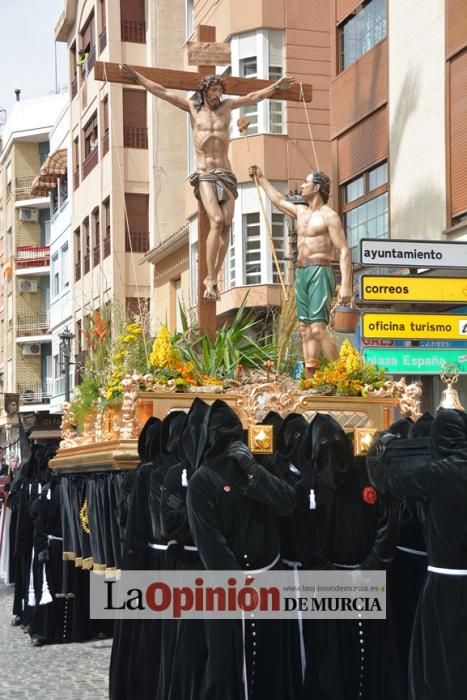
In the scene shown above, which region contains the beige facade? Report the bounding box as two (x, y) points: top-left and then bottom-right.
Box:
(55, 0), (187, 339)
(0, 94), (66, 448)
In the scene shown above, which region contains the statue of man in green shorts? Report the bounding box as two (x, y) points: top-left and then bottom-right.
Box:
(249, 166), (352, 378)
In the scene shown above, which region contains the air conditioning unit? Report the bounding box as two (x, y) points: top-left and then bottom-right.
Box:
(22, 343), (41, 356)
(18, 207), (39, 222)
(18, 279), (38, 293)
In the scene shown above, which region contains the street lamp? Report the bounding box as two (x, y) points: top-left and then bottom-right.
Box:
(58, 327), (74, 402)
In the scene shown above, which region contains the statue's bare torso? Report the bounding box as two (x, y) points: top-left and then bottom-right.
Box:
(296, 205), (336, 263)
(189, 100), (233, 172)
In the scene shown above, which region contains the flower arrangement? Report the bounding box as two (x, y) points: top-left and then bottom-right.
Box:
(105, 322), (146, 400)
(299, 340), (386, 396)
(149, 325), (223, 389)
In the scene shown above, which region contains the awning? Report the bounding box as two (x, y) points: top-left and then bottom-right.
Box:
(40, 149), (68, 177)
(31, 174), (57, 196)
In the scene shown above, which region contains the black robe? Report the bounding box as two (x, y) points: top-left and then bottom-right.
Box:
(187, 399), (297, 700)
(300, 414), (403, 700)
(368, 409), (467, 700)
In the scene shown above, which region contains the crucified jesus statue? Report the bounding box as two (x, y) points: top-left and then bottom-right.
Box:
(119, 65), (295, 300)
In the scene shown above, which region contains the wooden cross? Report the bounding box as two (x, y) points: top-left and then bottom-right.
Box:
(95, 25), (312, 340)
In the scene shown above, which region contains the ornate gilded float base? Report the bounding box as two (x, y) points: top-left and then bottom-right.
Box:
(52, 384), (399, 472)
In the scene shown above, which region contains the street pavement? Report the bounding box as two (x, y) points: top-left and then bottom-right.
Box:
(0, 582), (111, 699)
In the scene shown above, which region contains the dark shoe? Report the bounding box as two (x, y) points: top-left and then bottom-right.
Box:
(10, 616), (21, 626)
(31, 637), (45, 647)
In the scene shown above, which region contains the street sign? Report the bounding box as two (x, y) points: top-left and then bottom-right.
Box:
(361, 275), (467, 303)
(362, 312), (467, 340)
(360, 238), (467, 268)
(363, 347), (467, 374)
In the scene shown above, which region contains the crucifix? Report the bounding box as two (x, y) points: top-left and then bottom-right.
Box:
(95, 25), (312, 339)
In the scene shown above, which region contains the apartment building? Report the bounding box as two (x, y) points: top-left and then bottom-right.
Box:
(55, 0), (187, 345)
(0, 93), (66, 447)
(330, 0), (467, 406)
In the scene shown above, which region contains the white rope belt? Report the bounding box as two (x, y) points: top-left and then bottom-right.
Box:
(246, 552), (280, 575)
(397, 546), (427, 557)
(48, 535), (64, 542)
(148, 543), (169, 551)
(183, 545), (198, 551)
(333, 562), (360, 569)
(282, 559), (306, 683)
(428, 565), (467, 576)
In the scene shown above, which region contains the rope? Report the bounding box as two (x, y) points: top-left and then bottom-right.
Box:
(103, 62), (150, 370)
(239, 125), (288, 300)
(299, 82), (319, 171)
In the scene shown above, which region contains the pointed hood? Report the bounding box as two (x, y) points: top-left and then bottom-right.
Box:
(310, 413), (352, 490)
(387, 417), (413, 438)
(165, 411), (189, 465)
(137, 417), (160, 462)
(431, 409), (467, 461)
(276, 413), (308, 466)
(196, 399), (243, 469)
(180, 397), (209, 470)
(408, 412), (434, 439)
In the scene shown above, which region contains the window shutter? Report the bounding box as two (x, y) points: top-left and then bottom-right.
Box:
(81, 12), (95, 47)
(238, 31), (257, 60)
(123, 89), (147, 128)
(337, 107), (388, 184)
(120, 0), (145, 22)
(268, 30), (283, 67)
(336, 0), (364, 25)
(449, 49), (467, 218)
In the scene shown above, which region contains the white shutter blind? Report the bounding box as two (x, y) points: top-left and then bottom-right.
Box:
(268, 30), (284, 67)
(238, 32), (257, 59)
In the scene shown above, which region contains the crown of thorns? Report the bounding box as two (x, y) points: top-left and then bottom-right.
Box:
(197, 75), (226, 94)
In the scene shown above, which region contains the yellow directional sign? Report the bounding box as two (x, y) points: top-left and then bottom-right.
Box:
(361, 275), (467, 303)
(362, 313), (467, 340)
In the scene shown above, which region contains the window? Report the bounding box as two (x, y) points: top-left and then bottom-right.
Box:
(6, 162), (12, 197)
(52, 253), (60, 297)
(243, 213), (261, 285)
(228, 225), (236, 289)
(339, 0), (386, 71)
(62, 243), (70, 288)
(125, 193), (149, 252)
(74, 227), (81, 281)
(230, 30), (285, 138)
(342, 161), (389, 260)
(84, 114), (98, 157)
(39, 142), (49, 165)
(92, 208), (100, 266)
(121, 0), (146, 43)
(123, 89), (148, 148)
(271, 212), (287, 283)
(83, 218), (90, 273)
(103, 197), (111, 258)
(186, 0), (194, 39)
(102, 96), (109, 154)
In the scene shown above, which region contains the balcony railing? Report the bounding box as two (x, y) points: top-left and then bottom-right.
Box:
(124, 126), (148, 149)
(18, 382), (53, 406)
(15, 177), (47, 200)
(84, 253), (90, 274)
(15, 245), (50, 269)
(102, 130), (109, 155)
(99, 27), (107, 53)
(121, 18), (146, 43)
(82, 148), (98, 179)
(74, 169), (80, 190)
(75, 261), (81, 281)
(16, 312), (50, 336)
(93, 243), (101, 266)
(125, 231), (149, 253)
(87, 45), (96, 74)
(103, 230), (110, 258)
(71, 75), (78, 98)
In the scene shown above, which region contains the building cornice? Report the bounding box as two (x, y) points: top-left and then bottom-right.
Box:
(55, 0), (77, 42)
(139, 224), (189, 266)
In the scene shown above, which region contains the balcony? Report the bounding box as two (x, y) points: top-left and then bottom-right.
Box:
(87, 45), (96, 74)
(15, 245), (50, 272)
(125, 231), (149, 253)
(82, 148), (98, 179)
(102, 130), (109, 155)
(99, 27), (107, 53)
(84, 253), (90, 275)
(124, 126), (148, 149)
(103, 232), (111, 258)
(93, 243), (101, 266)
(16, 312), (50, 337)
(75, 260), (81, 281)
(15, 177), (48, 201)
(121, 18), (146, 43)
(71, 75), (78, 98)
(18, 382), (53, 406)
(73, 169), (80, 190)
